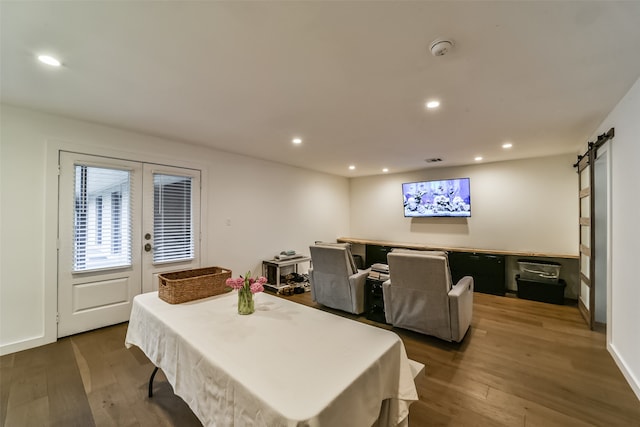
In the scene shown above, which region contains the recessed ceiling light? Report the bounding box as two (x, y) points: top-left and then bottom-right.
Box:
(37, 55), (61, 67)
(474, 156), (483, 161)
(292, 137), (302, 144)
(382, 168), (389, 173)
(502, 142), (513, 149)
(348, 165), (356, 170)
(426, 100), (440, 109)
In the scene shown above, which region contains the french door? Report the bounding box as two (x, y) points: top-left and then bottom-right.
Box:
(58, 152), (200, 337)
(141, 163), (201, 293)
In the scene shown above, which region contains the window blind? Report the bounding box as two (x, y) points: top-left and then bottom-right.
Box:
(153, 174), (194, 263)
(73, 165), (132, 271)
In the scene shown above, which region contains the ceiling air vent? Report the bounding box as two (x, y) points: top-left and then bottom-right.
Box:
(425, 158), (443, 163)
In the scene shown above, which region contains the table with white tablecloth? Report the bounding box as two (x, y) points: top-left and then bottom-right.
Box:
(125, 291), (422, 427)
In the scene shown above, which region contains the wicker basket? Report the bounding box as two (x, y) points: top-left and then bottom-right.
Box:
(158, 266), (232, 304)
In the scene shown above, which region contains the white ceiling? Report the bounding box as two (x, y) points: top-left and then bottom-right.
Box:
(2, 1), (640, 177)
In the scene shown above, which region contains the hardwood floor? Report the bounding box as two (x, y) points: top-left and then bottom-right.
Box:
(1, 292), (638, 426)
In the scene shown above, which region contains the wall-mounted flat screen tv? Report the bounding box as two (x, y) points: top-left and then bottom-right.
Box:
(402, 178), (471, 217)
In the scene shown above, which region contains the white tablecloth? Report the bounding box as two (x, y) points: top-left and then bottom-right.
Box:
(125, 291), (420, 427)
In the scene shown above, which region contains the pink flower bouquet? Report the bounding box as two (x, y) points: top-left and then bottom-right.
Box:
(225, 271), (267, 314)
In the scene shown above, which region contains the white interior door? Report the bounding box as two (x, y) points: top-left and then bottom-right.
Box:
(142, 164), (201, 293)
(58, 153), (201, 337)
(58, 152), (143, 337)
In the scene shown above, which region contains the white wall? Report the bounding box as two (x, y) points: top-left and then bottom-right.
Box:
(590, 77), (640, 400)
(349, 154), (578, 255)
(0, 105), (350, 355)
(3, 83), (638, 397)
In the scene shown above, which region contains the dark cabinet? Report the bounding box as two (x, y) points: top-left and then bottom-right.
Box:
(365, 278), (388, 323)
(363, 244), (507, 296)
(516, 275), (566, 304)
(449, 252), (506, 296)
(365, 245), (394, 268)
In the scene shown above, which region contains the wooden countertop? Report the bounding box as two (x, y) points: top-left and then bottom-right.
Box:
(337, 237), (579, 259)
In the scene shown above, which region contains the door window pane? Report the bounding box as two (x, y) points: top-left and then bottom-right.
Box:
(74, 165), (131, 271)
(580, 166), (590, 190)
(153, 174), (194, 263)
(580, 225), (590, 247)
(581, 253), (590, 278)
(581, 195), (590, 217)
(580, 278), (590, 307)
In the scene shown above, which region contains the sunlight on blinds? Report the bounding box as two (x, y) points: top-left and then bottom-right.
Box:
(73, 165), (132, 271)
(153, 174), (194, 263)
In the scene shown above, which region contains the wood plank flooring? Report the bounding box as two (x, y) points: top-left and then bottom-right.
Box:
(1, 292), (638, 426)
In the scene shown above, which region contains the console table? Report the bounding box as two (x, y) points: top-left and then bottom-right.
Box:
(262, 256), (311, 291)
(338, 237), (579, 299)
(338, 237), (579, 259)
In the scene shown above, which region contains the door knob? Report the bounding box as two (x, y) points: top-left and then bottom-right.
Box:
(144, 243), (152, 252)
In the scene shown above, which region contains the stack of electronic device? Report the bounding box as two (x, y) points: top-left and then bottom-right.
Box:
(274, 250), (304, 261)
(368, 263), (390, 281)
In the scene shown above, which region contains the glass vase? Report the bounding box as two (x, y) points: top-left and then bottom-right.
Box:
(237, 286), (255, 315)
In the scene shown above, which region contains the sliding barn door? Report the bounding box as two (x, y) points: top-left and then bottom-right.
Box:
(577, 153), (595, 329)
(575, 129), (614, 330)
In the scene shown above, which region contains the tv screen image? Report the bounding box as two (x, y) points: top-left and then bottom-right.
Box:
(402, 178), (471, 217)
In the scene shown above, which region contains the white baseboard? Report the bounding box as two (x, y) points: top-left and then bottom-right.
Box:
(0, 335), (55, 356)
(608, 341), (640, 401)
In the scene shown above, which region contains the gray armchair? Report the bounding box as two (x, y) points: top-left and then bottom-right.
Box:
(382, 249), (473, 342)
(308, 243), (370, 314)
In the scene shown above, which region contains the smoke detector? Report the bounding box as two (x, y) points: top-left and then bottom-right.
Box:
(425, 158), (443, 163)
(430, 38), (454, 57)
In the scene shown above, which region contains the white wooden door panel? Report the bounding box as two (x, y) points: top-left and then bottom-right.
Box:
(141, 164), (201, 293)
(58, 152), (142, 337)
